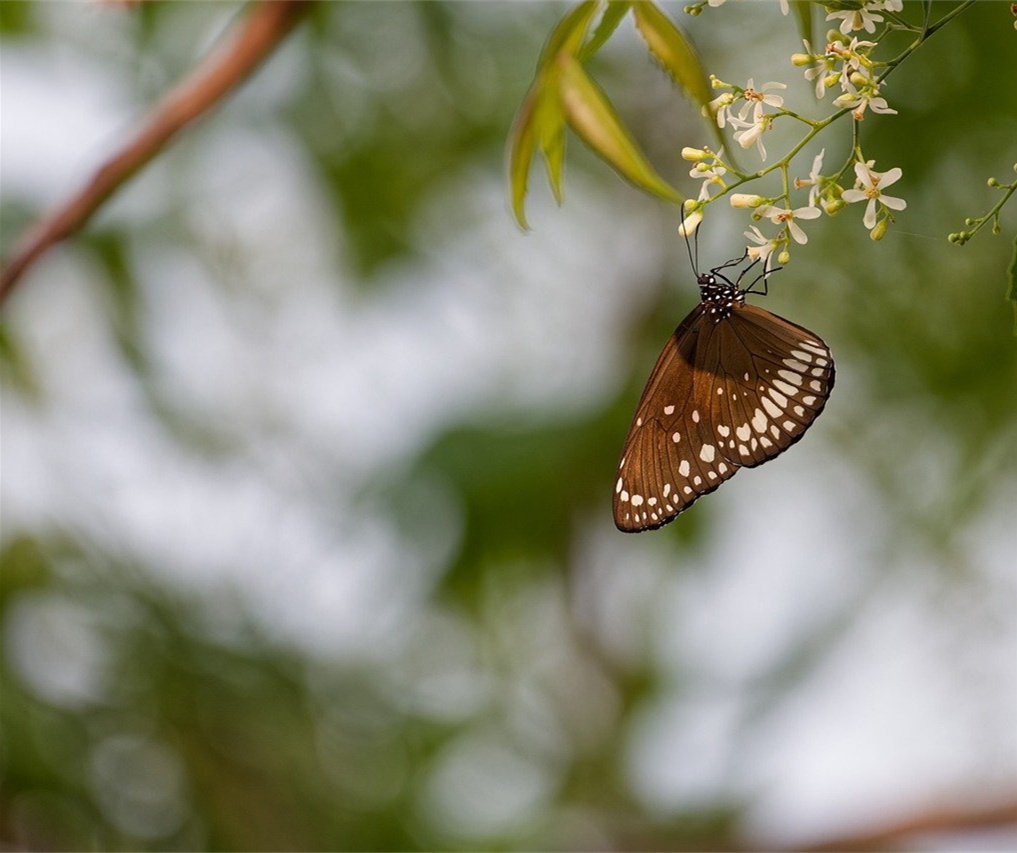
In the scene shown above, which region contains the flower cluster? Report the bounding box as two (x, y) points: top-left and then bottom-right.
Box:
(683, 0), (911, 264)
(706, 77), (786, 160)
(795, 17), (900, 120)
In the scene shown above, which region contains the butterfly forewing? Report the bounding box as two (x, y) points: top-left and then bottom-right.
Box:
(613, 289), (834, 533)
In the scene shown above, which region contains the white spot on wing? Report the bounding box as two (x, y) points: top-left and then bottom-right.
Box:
(679, 460), (690, 477)
(783, 359), (809, 372)
(791, 349), (812, 363)
(762, 397), (781, 419)
(718, 425), (730, 437)
(663, 483), (671, 497)
(752, 408), (768, 433)
(621, 491), (629, 502)
(810, 379), (823, 391)
(672, 432), (681, 443)
(692, 410), (700, 423)
(769, 388), (788, 408)
(616, 477), (623, 494)
(631, 494), (644, 507)
(736, 424), (751, 441)
(700, 444), (716, 463)
(773, 379), (798, 397)
(777, 369), (803, 386)
(664, 405), (675, 415)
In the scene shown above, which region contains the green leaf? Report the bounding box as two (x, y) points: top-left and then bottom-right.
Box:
(1007, 232), (1017, 335)
(509, 2), (602, 228)
(631, 2), (709, 106)
(508, 84), (543, 230)
(789, 0), (813, 48)
(578, 1), (633, 62)
(558, 56), (682, 204)
(630, 2), (725, 153)
(539, 0), (602, 67)
(539, 100), (568, 205)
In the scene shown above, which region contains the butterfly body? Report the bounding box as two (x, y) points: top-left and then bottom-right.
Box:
(613, 269), (834, 533)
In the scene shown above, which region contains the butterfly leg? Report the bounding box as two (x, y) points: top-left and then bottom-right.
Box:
(712, 249), (750, 273)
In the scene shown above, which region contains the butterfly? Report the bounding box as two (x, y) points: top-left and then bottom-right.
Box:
(613, 252), (835, 532)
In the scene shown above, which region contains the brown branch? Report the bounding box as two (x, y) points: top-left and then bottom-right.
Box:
(798, 796), (1017, 852)
(0, 0), (312, 305)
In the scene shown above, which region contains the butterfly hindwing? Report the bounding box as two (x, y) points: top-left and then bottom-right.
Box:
(722, 305), (835, 467)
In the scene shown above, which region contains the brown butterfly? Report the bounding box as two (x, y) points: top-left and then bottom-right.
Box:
(613, 255), (834, 532)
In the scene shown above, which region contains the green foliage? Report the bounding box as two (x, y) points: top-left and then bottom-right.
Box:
(509, 1), (694, 229)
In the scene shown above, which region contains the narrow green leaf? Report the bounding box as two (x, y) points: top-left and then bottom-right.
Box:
(539, 0), (602, 67)
(539, 102), (568, 205)
(790, 0), (813, 48)
(508, 84), (542, 229)
(631, 2), (710, 106)
(558, 56), (682, 204)
(630, 1), (725, 154)
(578, 1), (632, 63)
(1006, 232), (1017, 335)
(508, 2), (601, 228)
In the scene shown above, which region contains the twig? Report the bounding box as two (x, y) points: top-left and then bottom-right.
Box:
(0, 0), (312, 305)
(798, 796), (1017, 852)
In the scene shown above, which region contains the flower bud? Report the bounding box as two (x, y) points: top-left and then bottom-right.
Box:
(948, 232), (960, 243)
(869, 219), (887, 241)
(849, 71), (869, 88)
(965, 217), (975, 226)
(685, 5), (702, 16)
(777, 251), (791, 265)
(993, 220), (1002, 235)
(822, 197), (845, 216)
(825, 72), (841, 89)
(682, 147), (710, 161)
(729, 193), (765, 209)
(683, 198), (701, 213)
(678, 210), (703, 237)
(826, 30), (846, 44)
(791, 53), (813, 67)
(988, 177), (999, 187)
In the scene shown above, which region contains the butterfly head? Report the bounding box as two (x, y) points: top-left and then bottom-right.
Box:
(697, 272), (745, 323)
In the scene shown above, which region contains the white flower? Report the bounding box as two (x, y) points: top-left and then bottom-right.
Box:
(841, 162), (906, 229)
(690, 155), (728, 201)
(737, 78), (787, 123)
(804, 62), (830, 99)
(744, 226), (780, 269)
(833, 82), (898, 120)
(706, 92), (736, 128)
(733, 113), (769, 160)
(826, 2), (885, 34)
(778, 0), (789, 15)
(758, 203), (822, 244)
(707, 0), (726, 7)
(879, 0), (903, 12)
(794, 149), (825, 207)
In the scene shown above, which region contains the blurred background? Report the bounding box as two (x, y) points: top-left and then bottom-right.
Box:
(1, 1), (1015, 850)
